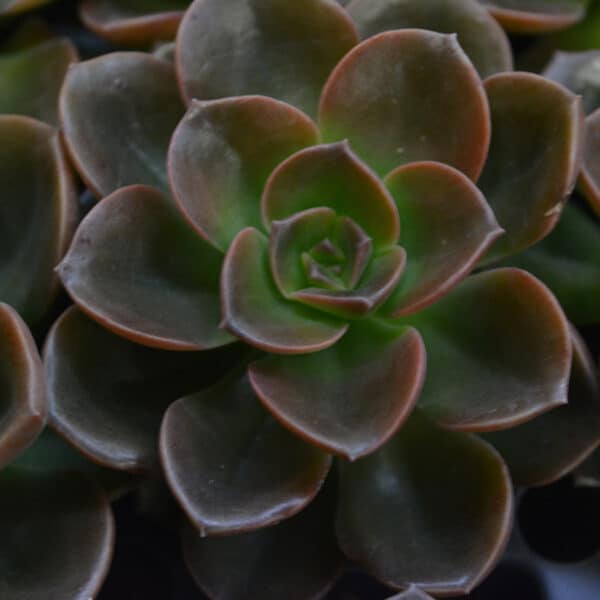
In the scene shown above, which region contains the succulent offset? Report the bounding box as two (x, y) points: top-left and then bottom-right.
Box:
(1, 0), (600, 598)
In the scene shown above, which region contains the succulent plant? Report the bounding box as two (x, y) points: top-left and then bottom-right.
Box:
(1, 0), (600, 598)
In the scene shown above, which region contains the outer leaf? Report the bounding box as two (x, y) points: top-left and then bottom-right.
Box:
(57, 185), (232, 350)
(80, 0), (188, 45)
(176, 0), (358, 118)
(336, 411), (512, 595)
(386, 586), (435, 600)
(262, 141), (400, 248)
(0, 38), (77, 126)
(221, 228), (348, 354)
(479, 72), (583, 262)
(504, 202), (600, 326)
(45, 307), (243, 472)
(543, 51), (600, 114)
(0, 303), (46, 469)
(160, 374), (331, 535)
(580, 108), (600, 217)
(382, 161), (503, 318)
(0, 116), (76, 325)
(485, 327), (600, 486)
(182, 479), (343, 600)
(60, 52), (184, 197)
(0, 468), (114, 600)
(0, 0), (54, 16)
(347, 0), (512, 78)
(319, 30), (490, 179)
(249, 319), (425, 460)
(168, 96), (318, 251)
(479, 0), (587, 33)
(411, 268), (571, 431)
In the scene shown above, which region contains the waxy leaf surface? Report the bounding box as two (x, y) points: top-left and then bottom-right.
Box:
(0, 468), (113, 600)
(60, 52), (184, 197)
(182, 479), (343, 600)
(249, 320), (425, 460)
(347, 0), (512, 78)
(45, 307), (243, 472)
(177, 0), (358, 118)
(383, 161), (503, 317)
(336, 411), (512, 594)
(319, 30), (490, 179)
(0, 0), (54, 16)
(0, 116), (76, 325)
(485, 328), (600, 486)
(58, 185), (231, 350)
(413, 268), (571, 431)
(0, 38), (77, 126)
(168, 96), (318, 251)
(221, 228), (348, 354)
(0, 303), (45, 469)
(80, 0), (189, 45)
(580, 108), (600, 217)
(479, 73), (583, 262)
(160, 374), (331, 535)
(386, 586), (435, 600)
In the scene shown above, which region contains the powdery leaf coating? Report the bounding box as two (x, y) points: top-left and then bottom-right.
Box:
(160, 374), (331, 536)
(347, 0), (512, 78)
(249, 320), (425, 460)
(580, 108), (600, 217)
(336, 411), (512, 595)
(0, 116), (76, 326)
(319, 30), (490, 179)
(383, 161), (503, 318)
(80, 0), (189, 45)
(0, 38), (77, 126)
(182, 480), (343, 600)
(0, 468), (114, 600)
(45, 307), (244, 472)
(176, 0), (358, 118)
(0, 304), (46, 469)
(485, 327), (600, 486)
(221, 228), (348, 354)
(479, 72), (583, 263)
(386, 586), (435, 600)
(262, 141), (400, 248)
(57, 185), (232, 351)
(479, 0), (587, 33)
(168, 96), (318, 252)
(60, 52), (184, 197)
(413, 268), (572, 431)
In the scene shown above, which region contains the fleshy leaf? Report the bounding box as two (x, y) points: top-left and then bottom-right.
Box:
(543, 51), (600, 114)
(0, 468), (113, 600)
(504, 202), (600, 326)
(411, 268), (571, 431)
(386, 586), (435, 600)
(484, 327), (600, 486)
(383, 161), (503, 318)
(249, 319), (425, 460)
(319, 30), (490, 179)
(262, 141), (399, 247)
(160, 374), (331, 535)
(580, 108), (600, 217)
(0, 38), (77, 126)
(80, 0), (188, 45)
(346, 0), (512, 78)
(0, 0), (54, 16)
(479, 0), (587, 33)
(0, 116), (76, 326)
(479, 72), (583, 262)
(176, 0), (358, 118)
(60, 52), (184, 197)
(336, 411), (512, 594)
(221, 228), (348, 354)
(182, 479), (343, 600)
(168, 96), (318, 251)
(45, 307), (244, 472)
(291, 247), (406, 319)
(57, 185), (232, 351)
(0, 303), (45, 469)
